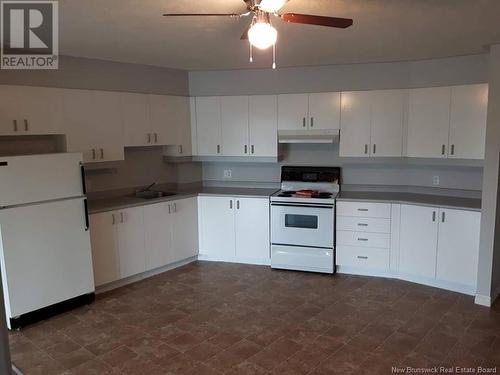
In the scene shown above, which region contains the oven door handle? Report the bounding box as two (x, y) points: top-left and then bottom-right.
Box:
(271, 203), (333, 209)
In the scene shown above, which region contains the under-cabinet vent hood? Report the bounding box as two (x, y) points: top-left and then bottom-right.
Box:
(278, 129), (340, 144)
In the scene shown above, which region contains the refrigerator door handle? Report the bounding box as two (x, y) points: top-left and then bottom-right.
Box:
(80, 163), (87, 195)
(83, 199), (90, 231)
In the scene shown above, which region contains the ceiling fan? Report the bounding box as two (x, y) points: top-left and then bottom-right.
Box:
(163, 0), (353, 68)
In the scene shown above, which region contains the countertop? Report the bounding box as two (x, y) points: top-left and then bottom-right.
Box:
(337, 191), (481, 211)
(88, 187), (278, 214)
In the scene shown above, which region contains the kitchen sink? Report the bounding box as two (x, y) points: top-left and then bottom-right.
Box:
(134, 190), (176, 200)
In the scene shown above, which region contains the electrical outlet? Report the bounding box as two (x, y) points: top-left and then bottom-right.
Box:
(223, 170), (232, 179)
(433, 176), (440, 185)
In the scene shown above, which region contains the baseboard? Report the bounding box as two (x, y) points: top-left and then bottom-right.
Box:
(475, 294), (491, 307)
(96, 256), (197, 294)
(198, 254), (271, 266)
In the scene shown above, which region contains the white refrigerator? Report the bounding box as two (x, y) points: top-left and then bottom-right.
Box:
(0, 153), (95, 329)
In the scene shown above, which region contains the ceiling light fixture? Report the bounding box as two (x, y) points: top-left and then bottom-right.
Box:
(258, 0), (287, 13)
(248, 20), (277, 50)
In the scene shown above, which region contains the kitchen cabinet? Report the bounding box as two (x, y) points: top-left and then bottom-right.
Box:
(399, 204), (439, 279)
(144, 202), (174, 271)
(0, 85), (64, 135)
(90, 211), (120, 287)
(168, 96), (192, 157)
(196, 96), (222, 156)
(148, 95), (179, 146)
(198, 196), (270, 263)
(436, 208), (480, 287)
(278, 93), (340, 131)
(121, 92), (151, 147)
(63, 89), (125, 163)
(249, 95), (278, 157)
(448, 84), (488, 159)
(339, 90), (404, 157)
(221, 96), (250, 157)
(407, 87), (451, 158)
(116, 206), (146, 279)
(171, 197), (199, 262)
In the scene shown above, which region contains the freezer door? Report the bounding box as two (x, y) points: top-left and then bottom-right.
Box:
(0, 198), (94, 318)
(0, 153), (85, 207)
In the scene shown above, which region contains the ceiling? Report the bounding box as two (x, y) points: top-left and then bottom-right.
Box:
(60, 0), (500, 71)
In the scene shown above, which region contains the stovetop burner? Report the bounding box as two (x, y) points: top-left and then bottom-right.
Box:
(278, 190), (296, 197)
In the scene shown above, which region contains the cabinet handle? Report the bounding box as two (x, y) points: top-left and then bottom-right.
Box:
(173, 203), (177, 213)
(120, 212), (124, 223)
(236, 200), (240, 210)
(364, 144), (368, 154)
(179, 145), (183, 154)
(24, 119), (28, 131)
(92, 149), (96, 160)
(357, 238), (369, 242)
(229, 200), (233, 209)
(357, 208), (369, 212)
(217, 145), (221, 154)
(373, 144), (376, 154)
(251, 145), (255, 154)
(357, 256), (368, 260)
(442, 144), (446, 155)
(154, 133), (158, 143)
(168, 204), (171, 214)
(112, 214), (115, 225)
(13, 120), (18, 132)
(432, 211), (436, 222)
(451, 144), (455, 155)
(442, 211), (446, 223)
(302, 117), (306, 128)
(244, 145), (248, 154)
(310, 117), (314, 128)
(357, 223), (368, 227)
(100, 148), (104, 159)
(147, 133), (151, 144)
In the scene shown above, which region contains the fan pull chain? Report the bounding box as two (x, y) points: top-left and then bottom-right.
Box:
(272, 43), (277, 69)
(249, 43), (253, 63)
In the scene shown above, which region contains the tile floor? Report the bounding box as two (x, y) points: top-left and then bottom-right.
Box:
(8, 261), (500, 375)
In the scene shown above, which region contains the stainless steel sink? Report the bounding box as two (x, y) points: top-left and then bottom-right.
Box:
(134, 190), (176, 200)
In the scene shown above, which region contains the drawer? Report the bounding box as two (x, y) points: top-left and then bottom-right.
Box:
(337, 216), (391, 234)
(337, 246), (390, 271)
(337, 230), (390, 249)
(337, 201), (391, 218)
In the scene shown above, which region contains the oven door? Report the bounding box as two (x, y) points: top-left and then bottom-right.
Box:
(271, 203), (334, 248)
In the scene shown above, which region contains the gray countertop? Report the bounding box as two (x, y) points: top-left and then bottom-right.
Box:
(337, 191), (481, 211)
(88, 187), (278, 214)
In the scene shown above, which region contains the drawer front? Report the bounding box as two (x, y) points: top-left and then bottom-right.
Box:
(337, 246), (390, 271)
(337, 230), (390, 249)
(337, 216), (391, 233)
(337, 201), (391, 218)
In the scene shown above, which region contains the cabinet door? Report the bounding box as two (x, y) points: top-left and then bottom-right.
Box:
(196, 97), (222, 156)
(199, 196), (235, 258)
(399, 205), (438, 279)
(116, 206), (146, 278)
(339, 91), (371, 157)
(370, 90), (405, 157)
(22, 87), (64, 135)
(173, 96), (192, 156)
(172, 198), (199, 262)
(436, 209), (480, 287)
(221, 96), (250, 157)
(121, 93), (151, 147)
(0, 85), (21, 135)
(235, 198), (270, 262)
(308, 92), (340, 130)
(144, 202), (174, 271)
(90, 212), (120, 287)
(449, 84), (488, 160)
(63, 89), (98, 163)
(249, 95), (277, 157)
(277, 94), (309, 130)
(407, 87), (451, 158)
(148, 95), (178, 146)
(92, 91), (125, 162)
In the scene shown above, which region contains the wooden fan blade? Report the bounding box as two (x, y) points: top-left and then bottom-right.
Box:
(280, 13), (353, 28)
(240, 23), (251, 40)
(162, 13), (241, 17)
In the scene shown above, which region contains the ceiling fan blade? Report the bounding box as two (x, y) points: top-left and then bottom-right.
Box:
(240, 23), (251, 40)
(280, 13), (353, 28)
(162, 13), (241, 18)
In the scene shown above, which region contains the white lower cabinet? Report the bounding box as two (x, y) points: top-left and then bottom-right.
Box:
(198, 196), (270, 264)
(90, 198), (199, 287)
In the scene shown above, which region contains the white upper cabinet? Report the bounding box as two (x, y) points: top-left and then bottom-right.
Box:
(148, 95), (178, 146)
(196, 96), (222, 156)
(339, 91), (372, 157)
(0, 85), (64, 135)
(93, 91), (125, 162)
(370, 90), (405, 157)
(221, 96), (250, 157)
(308, 92), (341, 130)
(170, 96), (192, 156)
(407, 87), (451, 158)
(449, 84), (488, 159)
(121, 92), (151, 147)
(249, 95), (278, 157)
(278, 94), (309, 130)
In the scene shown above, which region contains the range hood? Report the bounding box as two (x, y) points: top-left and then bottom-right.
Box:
(278, 129), (340, 144)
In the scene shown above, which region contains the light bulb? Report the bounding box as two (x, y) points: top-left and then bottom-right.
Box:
(259, 0), (287, 13)
(248, 22), (277, 50)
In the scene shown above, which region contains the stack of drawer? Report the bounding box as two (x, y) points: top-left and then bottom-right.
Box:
(336, 201), (391, 272)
